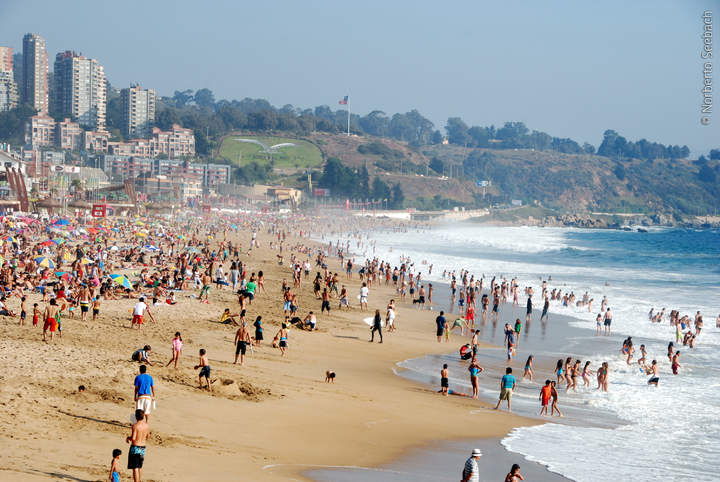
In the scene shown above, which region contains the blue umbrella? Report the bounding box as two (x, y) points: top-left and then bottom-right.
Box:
(54, 219), (71, 226)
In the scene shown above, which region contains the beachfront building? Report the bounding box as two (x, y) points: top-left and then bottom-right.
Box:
(83, 130), (110, 152)
(137, 176), (203, 202)
(56, 118), (83, 151)
(121, 85), (156, 139)
(0, 71), (19, 112)
(22, 33), (49, 113)
(149, 125), (195, 158)
(25, 113), (56, 147)
(53, 51), (107, 130)
(104, 124), (195, 158)
(98, 155), (229, 187)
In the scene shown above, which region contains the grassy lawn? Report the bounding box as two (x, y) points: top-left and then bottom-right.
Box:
(219, 135), (323, 169)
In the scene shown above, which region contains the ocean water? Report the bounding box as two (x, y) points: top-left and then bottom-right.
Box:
(344, 223), (720, 482)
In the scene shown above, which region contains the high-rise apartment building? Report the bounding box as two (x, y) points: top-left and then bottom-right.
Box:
(121, 85), (156, 138)
(0, 47), (13, 72)
(22, 33), (49, 112)
(53, 51), (106, 130)
(0, 71), (19, 111)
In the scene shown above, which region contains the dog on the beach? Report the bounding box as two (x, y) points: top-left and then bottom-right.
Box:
(325, 370), (336, 383)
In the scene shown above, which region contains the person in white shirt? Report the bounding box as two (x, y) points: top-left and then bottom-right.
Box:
(359, 283), (369, 311)
(132, 297), (155, 329)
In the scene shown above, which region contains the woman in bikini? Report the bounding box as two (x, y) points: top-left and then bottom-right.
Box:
(522, 355), (534, 382)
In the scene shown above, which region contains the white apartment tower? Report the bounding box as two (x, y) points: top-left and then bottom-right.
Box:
(22, 33), (49, 112)
(53, 51), (106, 130)
(121, 85), (156, 138)
(0, 71), (19, 111)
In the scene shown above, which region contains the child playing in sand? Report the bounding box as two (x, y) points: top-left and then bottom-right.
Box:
(166, 332), (183, 368)
(108, 448), (121, 482)
(194, 349), (212, 391)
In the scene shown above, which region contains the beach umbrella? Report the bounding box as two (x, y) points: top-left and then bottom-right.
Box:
(110, 274), (133, 289)
(54, 219), (71, 226)
(143, 245), (159, 251)
(80, 257), (94, 265)
(40, 240), (54, 247)
(34, 256), (56, 269)
(54, 271), (71, 281)
(135, 232), (147, 238)
(109, 245), (120, 251)
(3, 235), (18, 244)
(111, 228), (120, 233)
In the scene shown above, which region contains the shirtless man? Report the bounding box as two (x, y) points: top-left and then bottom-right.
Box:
(233, 323), (251, 366)
(126, 408), (150, 482)
(647, 360), (660, 386)
(42, 298), (60, 343)
(603, 307), (613, 335)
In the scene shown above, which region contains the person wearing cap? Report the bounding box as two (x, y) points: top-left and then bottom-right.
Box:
(461, 448), (482, 482)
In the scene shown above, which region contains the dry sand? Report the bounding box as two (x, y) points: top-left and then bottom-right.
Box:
(0, 230), (538, 481)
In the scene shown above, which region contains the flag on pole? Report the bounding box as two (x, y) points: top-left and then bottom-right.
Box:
(339, 95), (348, 105)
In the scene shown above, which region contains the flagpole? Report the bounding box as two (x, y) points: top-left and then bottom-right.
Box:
(346, 98), (350, 136)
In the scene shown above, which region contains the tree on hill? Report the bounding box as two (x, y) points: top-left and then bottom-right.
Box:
(194, 88), (216, 109)
(429, 157), (445, 175)
(709, 149), (720, 160)
(698, 164), (717, 183)
(371, 177), (391, 201)
(390, 183), (404, 209)
(445, 117), (470, 145)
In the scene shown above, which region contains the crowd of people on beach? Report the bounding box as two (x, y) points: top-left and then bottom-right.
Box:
(4, 209), (714, 481)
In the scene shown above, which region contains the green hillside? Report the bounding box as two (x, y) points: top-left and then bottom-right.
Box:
(220, 135), (323, 169)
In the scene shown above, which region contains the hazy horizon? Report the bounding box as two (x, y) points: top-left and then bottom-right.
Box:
(1, 0), (715, 154)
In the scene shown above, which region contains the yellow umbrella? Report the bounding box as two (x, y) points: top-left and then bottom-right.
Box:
(135, 232), (147, 238)
(81, 257), (94, 265)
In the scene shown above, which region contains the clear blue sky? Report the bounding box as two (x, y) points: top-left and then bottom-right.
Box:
(1, 0), (716, 154)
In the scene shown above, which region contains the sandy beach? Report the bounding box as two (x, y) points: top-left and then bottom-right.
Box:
(0, 226), (541, 481)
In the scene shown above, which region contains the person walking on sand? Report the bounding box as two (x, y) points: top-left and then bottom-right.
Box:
(131, 297), (155, 329)
(370, 309), (383, 343)
(359, 282), (369, 311)
(461, 448), (482, 482)
(126, 408), (149, 482)
(435, 311), (447, 343)
(194, 348), (212, 391)
(133, 365), (155, 422)
(494, 367), (516, 412)
(275, 324), (289, 356)
(234, 321), (251, 365)
(42, 298), (60, 343)
(166, 332), (183, 368)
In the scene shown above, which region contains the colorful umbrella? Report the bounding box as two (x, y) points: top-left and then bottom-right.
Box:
(34, 256), (56, 269)
(54, 219), (71, 226)
(143, 245), (159, 251)
(3, 235), (18, 244)
(54, 271), (71, 280)
(110, 274), (133, 289)
(80, 257), (94, 265)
